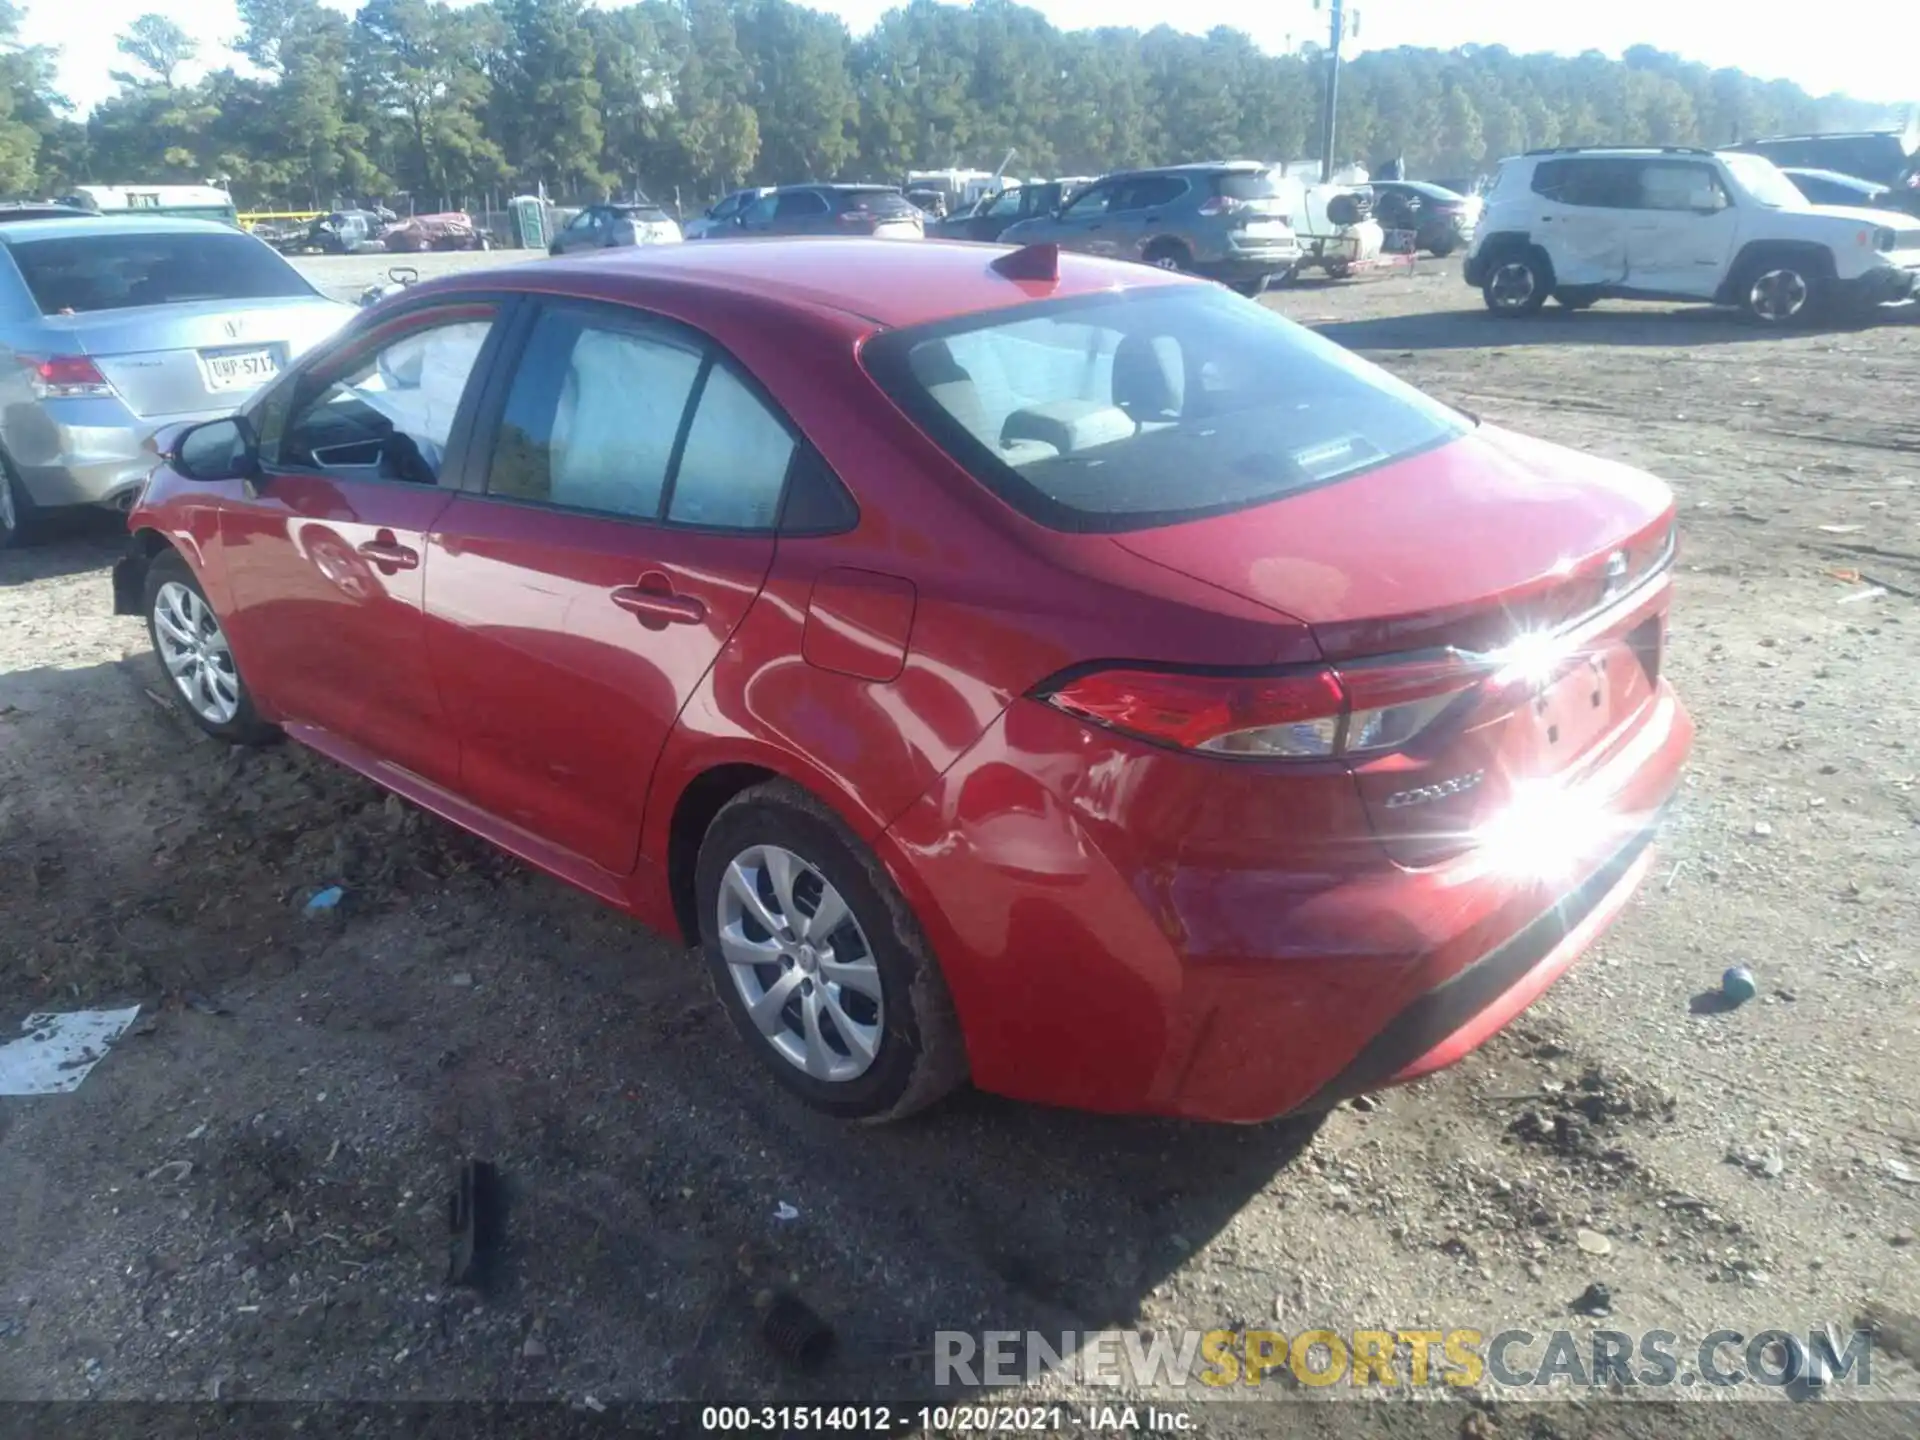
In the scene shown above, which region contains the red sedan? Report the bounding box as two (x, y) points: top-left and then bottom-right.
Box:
(113, 238), (1692, 1123)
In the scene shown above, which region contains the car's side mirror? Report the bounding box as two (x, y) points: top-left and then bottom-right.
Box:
(171, 416), (259, 486)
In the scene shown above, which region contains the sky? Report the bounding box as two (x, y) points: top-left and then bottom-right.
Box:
(20, 0), (1919, 120)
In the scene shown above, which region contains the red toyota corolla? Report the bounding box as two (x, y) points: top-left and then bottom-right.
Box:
(113, 238), (1691, 1123)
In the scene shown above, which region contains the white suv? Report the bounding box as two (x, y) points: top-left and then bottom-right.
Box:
(1464, 146), (1920, 324)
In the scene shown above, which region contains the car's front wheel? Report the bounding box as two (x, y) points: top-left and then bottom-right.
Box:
(1738, 259), (1823, 326)
(144, 550), (277, 744)
(695, 781), (965, 1122)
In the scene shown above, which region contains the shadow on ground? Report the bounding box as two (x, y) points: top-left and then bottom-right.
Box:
(1313, 304), (1915, 353)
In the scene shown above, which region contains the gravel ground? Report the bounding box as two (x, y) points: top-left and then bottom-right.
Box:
(1, 252), (1917, 1434)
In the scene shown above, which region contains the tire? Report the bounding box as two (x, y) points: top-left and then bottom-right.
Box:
(0, 455), (32, 551)
(1482, 249), (1551, 315)
(1327, 262), (1354, 280)
(1734, 256), (1825, 326)
(1426, 236), (1456, 258)
(695, 780), (966, 1122)
(1144, 240), (1193, 273)
(143, 550), (278, 745)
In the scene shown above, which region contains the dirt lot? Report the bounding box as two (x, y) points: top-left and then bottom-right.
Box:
(2, 253), (1918, 1432)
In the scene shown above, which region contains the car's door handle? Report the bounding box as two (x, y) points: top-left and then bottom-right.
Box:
(356, 536), (419, 570)
(611, 574), (706, 626)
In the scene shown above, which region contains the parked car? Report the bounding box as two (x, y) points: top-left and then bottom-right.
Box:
(0, 216), (354, 548)
(1781, 166), (1920, 219)
(548, 200), (682, 255)
(309, 209), (393, 254)
(684, 188), (771, 240)
(1728, 130), (1920, 193)
(113, 237), (1692, 1124)
(932, 178), (1092, 243)
(998, 161), (1301, 294)
(733, 185), (925, 239)
(1466, 146), (1920, 323)
(0, 203), (96, 223)
(1368, 180), (1477, 255)
(385, 211), (492, 253)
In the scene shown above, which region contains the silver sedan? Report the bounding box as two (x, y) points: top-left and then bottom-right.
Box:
(0, 216), (353, 546)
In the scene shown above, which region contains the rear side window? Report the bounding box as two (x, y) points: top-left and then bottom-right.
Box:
(487, 311), (704, 519)
(1532, 159), (1640, 208)
(483, 306), (835, 534)
(775, 191), (831, 219)
(1116, 176), (1189, 210)
(7, 231), (315, 314)
(1214, 171), (1283, 201)
(864, 286), (1470, 533)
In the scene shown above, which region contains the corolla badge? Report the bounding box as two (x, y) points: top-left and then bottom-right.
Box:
(1383, 770), (1486, 809)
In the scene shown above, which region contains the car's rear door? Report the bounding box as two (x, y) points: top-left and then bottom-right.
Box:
(423, 299), (793, 875)
(219, 299), (509, 788)
(1535, 158), (1631, 286)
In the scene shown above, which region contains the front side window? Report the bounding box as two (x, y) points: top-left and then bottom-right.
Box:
(273, 311), (495, 482)
(1061, 185), (1112, 218)
(864, 286), (1470, 533)
(742, 194), (779, 227)
(984, 189), (1025, 218)
(1637, 163), (1728, 212)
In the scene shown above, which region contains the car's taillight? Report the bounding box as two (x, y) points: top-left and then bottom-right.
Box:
(23, 354), (115, 400)
(1036, 656), (1488, 761)
(1197, 196), (1248, 217)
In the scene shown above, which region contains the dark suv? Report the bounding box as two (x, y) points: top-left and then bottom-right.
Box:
(734, 185), (925, 239)
(1728, 132), (1920, 192)
(996, 162), (1302, 294)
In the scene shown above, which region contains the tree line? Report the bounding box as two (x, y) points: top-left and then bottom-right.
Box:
(0, 0), (1900, 211)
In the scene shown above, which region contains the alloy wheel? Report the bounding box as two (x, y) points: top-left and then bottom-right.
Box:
(1749, 268), (1808, 322)
(1488, 261), (1537, 309)
(152, 581), (241, 726)
(715, 843), (884, 1083)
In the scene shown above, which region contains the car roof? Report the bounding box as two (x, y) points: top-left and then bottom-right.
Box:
(1377, 180), (1462, 196)
(432, 235), (1186, 329)
(0, 214), (245, 244)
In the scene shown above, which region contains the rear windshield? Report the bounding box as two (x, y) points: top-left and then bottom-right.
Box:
(1213, 170), (1284, 200)
(8, 231), (314, 315)
(864, 286), (1471, 533)
(834, 189), (919, 217)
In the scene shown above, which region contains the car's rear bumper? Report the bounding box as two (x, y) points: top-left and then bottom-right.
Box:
(882, 682), (1693, 1123)
(5, 399), (228, 510)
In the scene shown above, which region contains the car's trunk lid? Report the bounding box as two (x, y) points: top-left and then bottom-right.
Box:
(1115, 425), (1677, 862)
(46, 298), (352, 418)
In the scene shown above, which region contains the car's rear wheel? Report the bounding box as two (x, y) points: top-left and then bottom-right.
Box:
(144, 550), (276, 744)
(695, 781), (965, 1122)
(1144, 240), (1193, 273)
(1482, 252), (1551, 314)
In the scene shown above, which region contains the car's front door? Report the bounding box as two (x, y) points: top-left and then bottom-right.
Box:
(220, 301), (505, 788)
(1624, 161), (1740, 298)
(423, 300), (793, 875)
(1046, 181), (1115, 253)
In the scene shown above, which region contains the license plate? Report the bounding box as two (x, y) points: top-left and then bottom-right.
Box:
(200, 346), (279, 392)
(1243, 221), (1293, 239)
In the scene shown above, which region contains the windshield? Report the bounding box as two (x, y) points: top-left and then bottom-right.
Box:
(1721, 153), (1808, 209)
(9, 231), (316, 314)
(864, 286), (1471, 533)
(836, 189), (920, 218)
